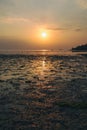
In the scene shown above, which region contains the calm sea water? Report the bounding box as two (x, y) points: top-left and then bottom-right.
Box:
(0, 51), (87, 130)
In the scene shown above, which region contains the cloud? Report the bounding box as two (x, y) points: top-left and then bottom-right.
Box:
(77, 0), (87, 9)
(47, 27), (69, 31)
(0, 17), (30, 24)
(0, 16), (44, 25)
(46, 26), (83, 32)
(74, 28), (82, 32)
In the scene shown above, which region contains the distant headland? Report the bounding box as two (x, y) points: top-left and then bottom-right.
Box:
(72, 44), (87, 52)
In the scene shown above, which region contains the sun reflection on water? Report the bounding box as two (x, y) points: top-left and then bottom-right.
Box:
(41, 58), (46, 77)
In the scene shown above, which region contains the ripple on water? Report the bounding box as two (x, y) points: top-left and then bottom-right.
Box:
(0, 53), (87, 129)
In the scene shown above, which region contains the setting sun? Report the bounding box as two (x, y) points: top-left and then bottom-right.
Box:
(41, 32), (47, 38)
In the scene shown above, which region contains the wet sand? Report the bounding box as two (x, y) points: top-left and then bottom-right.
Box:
(0, 53), (87, 130)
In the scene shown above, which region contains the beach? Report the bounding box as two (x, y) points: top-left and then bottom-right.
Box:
(0, 51), (87, 130)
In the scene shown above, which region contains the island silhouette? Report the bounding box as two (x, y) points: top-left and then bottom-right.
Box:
(72, 44), (87, 52)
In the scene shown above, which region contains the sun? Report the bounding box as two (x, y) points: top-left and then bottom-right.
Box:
(41, 32), (47, 38)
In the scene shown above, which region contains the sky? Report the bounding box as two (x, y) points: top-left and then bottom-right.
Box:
(0, 0), (87, 50)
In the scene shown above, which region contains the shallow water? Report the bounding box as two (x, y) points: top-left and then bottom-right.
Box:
(0, 51), (87, 130)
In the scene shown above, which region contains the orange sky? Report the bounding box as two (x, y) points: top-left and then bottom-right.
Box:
(0, 0), (87, 50)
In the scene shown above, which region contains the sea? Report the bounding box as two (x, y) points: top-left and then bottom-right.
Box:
(0, 50), (87, 130)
